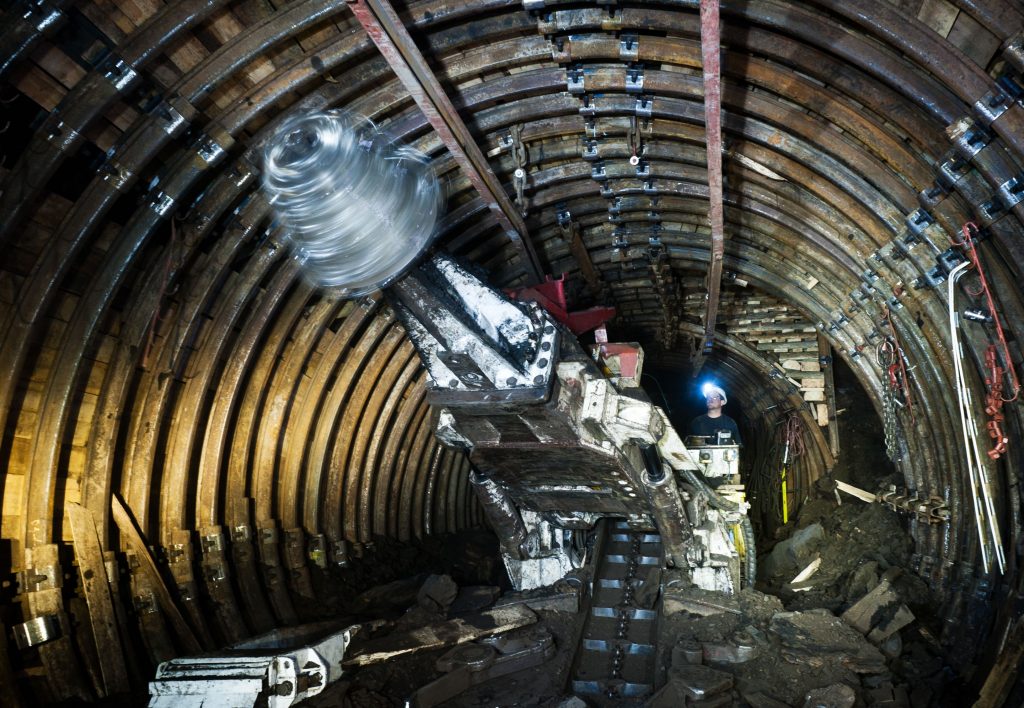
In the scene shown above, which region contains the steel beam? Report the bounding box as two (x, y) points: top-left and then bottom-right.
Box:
(699, 0), (725, 357)
(346, 0), (543, 283)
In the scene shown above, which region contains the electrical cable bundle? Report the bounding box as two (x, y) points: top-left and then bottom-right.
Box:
(261, 110), (441, 297)
(947, 222), (1008, 574)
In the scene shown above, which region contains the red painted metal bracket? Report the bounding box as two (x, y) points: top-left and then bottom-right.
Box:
(507, 275), (615, 335)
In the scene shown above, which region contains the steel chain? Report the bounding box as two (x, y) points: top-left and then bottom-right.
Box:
(882, 386), (903, 462)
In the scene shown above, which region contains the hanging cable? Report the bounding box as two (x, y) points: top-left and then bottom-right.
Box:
(951, 223), (1019, 464)
(948, 259), (1004, 574)
(777, 413), (804, 524)
(883, 306), (917, 425)
(954, 222), (1020, 402)
(984, 345), (1009, 460)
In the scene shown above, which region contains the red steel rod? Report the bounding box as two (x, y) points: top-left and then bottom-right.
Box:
(700, 0), (725, 354)
(346, 0), (543, 283)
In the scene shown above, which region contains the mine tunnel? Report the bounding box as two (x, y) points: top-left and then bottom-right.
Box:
(2, 0), (1024, 705)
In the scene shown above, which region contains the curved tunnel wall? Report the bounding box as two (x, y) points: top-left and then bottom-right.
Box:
(1, 0), (1024, 699)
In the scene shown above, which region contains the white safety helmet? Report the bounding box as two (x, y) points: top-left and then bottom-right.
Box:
(702, 383), (727, 404)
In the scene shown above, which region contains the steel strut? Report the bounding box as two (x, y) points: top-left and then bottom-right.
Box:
(699, 0), (725, 356)
(345, 0), (544, 284)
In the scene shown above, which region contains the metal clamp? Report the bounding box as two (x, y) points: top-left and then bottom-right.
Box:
(27, 2), (64, 33)
(154, 99), (189, 137)
(230, 523), (252, 543)
(582, 139), (599, 160)
(996, 174), (1024, 210)
(634, 96), (653, 118)
(905, 208), (933, 236)
(44, 117), (80, 153)
(936, 156), (968, 192)
(974, 88), (1013, 127)
(93, 552), (114, 587)
(579, 94), (597, 116)
(889, 237), (910, 261)
(13, 615), (61, 650)
(148, 190), (177, 218)
(914, 266), (946, 289)
(1005, 32), (1024, 73)
(619, 34), (639, 61)
(201, 532), (225, 554)
(101, 55), (138, 92)
(330, 539), (350, 568)
(936, 247), (966, 274)
(549, 36), (570, 63)
(978, 196), (1005, 224)
(567, 67), (585, 95)
(308, 535), (327, 569)
(625, 65), (644, 94)
(196, 135), (228, 164)
(99, 159), (133, 191)
(950, 120), (992, 160)
(591, 161), (608, 181)
(133, 589), (159, 615)
(18, 564), (59, 592)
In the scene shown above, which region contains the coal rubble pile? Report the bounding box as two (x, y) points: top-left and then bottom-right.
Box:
(645, 498), (957, 708)
(301, 505), (960, 707)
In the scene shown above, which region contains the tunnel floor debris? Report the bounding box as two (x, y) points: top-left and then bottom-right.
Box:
(294, 496), (964, 708)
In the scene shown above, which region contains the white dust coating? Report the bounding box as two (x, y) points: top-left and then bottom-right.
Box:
(261, 110), (440, 296)
(434, 256), (534, 352)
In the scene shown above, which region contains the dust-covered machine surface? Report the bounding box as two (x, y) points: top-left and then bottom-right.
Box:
(389, 253), (755, 596)
(146, 253), (756, 706)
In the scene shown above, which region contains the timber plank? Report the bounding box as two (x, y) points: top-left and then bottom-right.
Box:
(31, 44), (87, 90)
(67, 503), (129, 696)
(11, 65), (66, 110)
(110, 494), (202, 655)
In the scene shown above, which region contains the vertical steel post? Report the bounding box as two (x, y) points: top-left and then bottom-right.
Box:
(346, 0), (544, 283)
(700, 0), (725, 354)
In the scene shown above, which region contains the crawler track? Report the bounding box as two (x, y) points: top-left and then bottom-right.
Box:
(571, 521), (663, 703)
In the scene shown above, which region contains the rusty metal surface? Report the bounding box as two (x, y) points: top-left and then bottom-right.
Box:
(0, 0), (226, 243)
(699, 0), (726, 355)
(0, 0), (1023, 695)
(347, 0), (543, 282)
